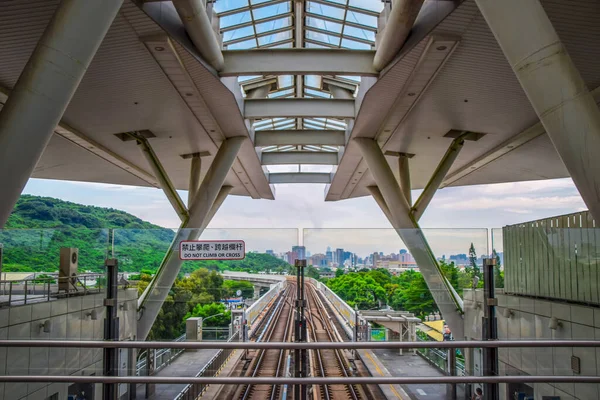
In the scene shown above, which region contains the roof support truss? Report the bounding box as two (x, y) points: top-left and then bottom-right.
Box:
(245, 98), (355, 119)
(269, 172), (332, 184)
(261, 151), (338, 165)
(255, 130), (345, 146)
(220, 49), (378, 76)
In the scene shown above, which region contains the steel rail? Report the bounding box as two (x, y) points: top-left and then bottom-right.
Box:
(1, 340), (597, 349)
(2, 376), (600, 385)
(240, 284), (293, 400)
(307, 283), (360, 400)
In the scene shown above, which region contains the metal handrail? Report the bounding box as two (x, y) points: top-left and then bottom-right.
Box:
(136, 334), (186, 376)
(0, 273), (124, 307)
(1, 339), (598, 349)
(1, 375), (600, 385)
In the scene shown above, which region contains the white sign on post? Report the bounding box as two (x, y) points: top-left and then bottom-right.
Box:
(179, 240), (245, 260)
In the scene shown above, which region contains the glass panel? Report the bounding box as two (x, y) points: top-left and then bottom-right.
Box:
(214, 0), (250, 14)
(306, 1), (346, 20)
(343, 25), (376, 42)
(258, 30), (292, 46)
(349, 0), (385, 13)
(220, 11), (253, 29)
(226, 38), (257, 50)
(223, 25), (255, 42)
(341, 37), (372, 50)
(253, 2), (291, 20)
(306, 30), (340, 46)
(306, 16), (343, 34)
(255, 16), (292, 34)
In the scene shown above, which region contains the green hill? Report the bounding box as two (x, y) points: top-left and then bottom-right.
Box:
(1, 194), (290, 274)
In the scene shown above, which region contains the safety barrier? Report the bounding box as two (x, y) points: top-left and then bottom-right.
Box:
(244, 281), (284, 328)
(310, 278), (356, 337)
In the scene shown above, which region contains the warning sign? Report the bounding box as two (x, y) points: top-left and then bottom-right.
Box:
(179, 240), (245, 260)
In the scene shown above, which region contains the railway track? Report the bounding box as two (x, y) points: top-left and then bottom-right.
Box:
(234, 284), (295, 400)
(306, 282), (365, 400)
(225, 279), (379, 400)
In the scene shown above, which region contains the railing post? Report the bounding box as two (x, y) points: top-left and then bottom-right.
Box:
(103, 258), (119, 400)
(8, 282), (12, 306)
(482, 258), (499, 400)
(24, 280), (28, 305)
(447, 348), (457, 400)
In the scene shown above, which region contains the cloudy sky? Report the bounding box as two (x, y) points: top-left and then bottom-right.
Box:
(22, 177), (586, 258)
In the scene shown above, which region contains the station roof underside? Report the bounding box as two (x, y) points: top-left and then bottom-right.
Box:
(0, 0), (599, 202)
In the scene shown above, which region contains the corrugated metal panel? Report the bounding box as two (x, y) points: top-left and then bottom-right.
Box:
(503, 211), (600, 305)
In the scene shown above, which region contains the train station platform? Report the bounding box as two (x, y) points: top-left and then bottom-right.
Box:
(371, 349), (464, 400)
(136, 349), (218, 400)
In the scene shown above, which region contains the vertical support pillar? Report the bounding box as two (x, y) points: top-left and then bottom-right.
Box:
(355, 138), (465, 339)
(103, 259), (119, 400)
(137, 137), (244, 340)
(475, 0), (600, 223)
(188, 154), (202, 207)
(294, 259), (307, 400)
(482, 258), (499, 400)
(0, 0), (124, 228)
(447, 348), (457, 400)
(398, 154), (412, 206)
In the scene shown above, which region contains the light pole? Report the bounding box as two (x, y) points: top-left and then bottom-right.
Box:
(201, 313), (224, 341)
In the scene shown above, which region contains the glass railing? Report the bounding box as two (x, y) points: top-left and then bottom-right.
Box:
(0, 225), (599, 400)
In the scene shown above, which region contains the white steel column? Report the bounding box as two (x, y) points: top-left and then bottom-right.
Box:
(373, 0), (425, 71)
(412, 135), (466, 221)
(398, 154), (412, 206)
(355, 138), (464, 339)
(188, 154), (202, 207)
(476, 0), (600, 222)
(173, 0), (224, 70)
(0, 0), (124, 228)
(137, 137), (244, 340)
(135, 135), (189, 222)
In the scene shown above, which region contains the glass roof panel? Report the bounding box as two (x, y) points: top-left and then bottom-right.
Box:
(306, 16), (343, 34)
(348, 0), (385, 13)
(253, 2), (291, 20)
(306, 2), (346, 20)
(255, 16), (292, 34)
(258, 30), (293, 46)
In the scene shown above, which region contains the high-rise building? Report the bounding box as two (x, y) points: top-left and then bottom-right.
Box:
(335, 248), (344, 265)
(326, 249), (333, 266)
(310, 253), (327, 267)
(286, 251), (298, 265)
(266, 250), (274, 256)
(400, 249), (408, 254)
(292, 245), (306, 260)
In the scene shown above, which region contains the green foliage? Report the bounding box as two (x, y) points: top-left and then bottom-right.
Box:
(326, 261), (476, 319)
(306, 266), (320, 280)
(2, 195), (289, 275)
(223, 280), (254, 298)
(335, 269), (345, 278)
(492, 249), (504, 288)
(183, 302), (231, 327)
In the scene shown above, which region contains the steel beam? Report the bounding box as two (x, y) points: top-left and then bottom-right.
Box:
(269, 173), (332, 184)
(188, 154), (202, 207)
(355, 138), (464, 339)
(373, 0), (425, 71)
(0, 0), (124, 228)
(412, 135), (466, 221)
(133, 134), (189, 222)
(245, 99), (355, 119)
(399, 155), (412, 206)
(261, 151), (338, 165)
(255, 130), (346, 146)
(137, 137), (244, 340)
(220, 49), (378, 76)
(173, 0), (224, 70)
(476, 0), (600, 223)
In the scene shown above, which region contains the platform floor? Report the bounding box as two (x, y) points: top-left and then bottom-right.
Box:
(373, 350), (465, 400)
(136, 349), (219, 400)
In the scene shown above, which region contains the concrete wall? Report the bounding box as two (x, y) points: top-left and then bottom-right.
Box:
(464, 289), (599, 400)
(0, 288), (137, 400)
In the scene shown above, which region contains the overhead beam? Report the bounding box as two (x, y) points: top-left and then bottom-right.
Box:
(220, 49), (378, 76)
(269, 173), (332, 184)
(261, 151), (338, 165)
(245, 99), (355, 119)
(441, 87), (600, 189)
(255, 130), (346, 146)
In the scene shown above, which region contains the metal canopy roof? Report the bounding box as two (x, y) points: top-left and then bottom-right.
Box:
(0, 0), (598, 200)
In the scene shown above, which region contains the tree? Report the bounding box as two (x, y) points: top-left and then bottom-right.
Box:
(183, 302), (231, 327)
(492, 249), (504, 288)
(468, 242), (482, 282)
(307, 266), (320, 280)
(335, 269), (345, 278)
(223, 280), (254, 298)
